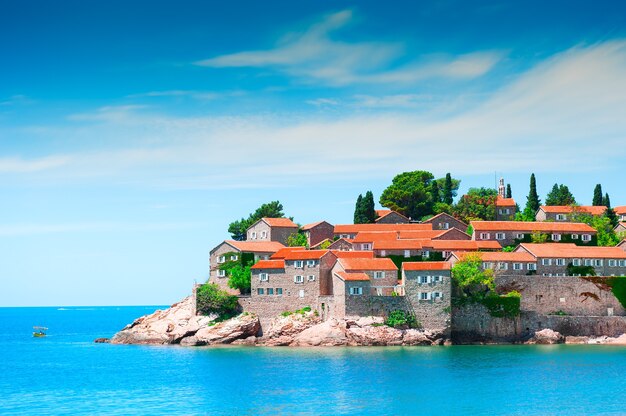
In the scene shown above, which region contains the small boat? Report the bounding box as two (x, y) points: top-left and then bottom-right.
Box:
(33, 326), (48, 337)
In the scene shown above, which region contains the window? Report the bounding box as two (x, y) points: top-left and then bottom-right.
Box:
(261, 231), (267, 239)
(479, 232), (490, 240)
(442, 222), (450, 230)
(251, 232), (257, 240)
(573, 259), (581, 266)
(217, 256), (226, 264)
(619, 260), (626, 267)
(276, 288), (283, 295)
(349, 287), (363, 295)
(556, 259), (565, 266)
(374, 271), (385, 279)
(257, 288), (264, 295)
(217, 269), (226, 277)
(595, 259), (603, 267)
(571, 234), (579, 240)
(307, 275), (316, 282)
(542, 259), (552, 266)
(267, 288), (274, 295)
(496, 233), (505, 240)
(362, 243), (372, 250)
(306, 260), (316, 267)
(340, 234), (350, 239)
(432, 292), (443, 299)
(422, 250), (430, 258)
(230, 255), (238, 261)
(433, 275), (442, 283)
(483, 262), (493, 269)
(513, 263), (522, 271)
(498, 262), (508, 270)
(294, 261), (304, 269)
(404, 250), (411, 258)
(299, 289), (305, 298)
(380, 250), (386, 256)
(419, 276), (428, 284)
(294, 275), (304, 283)
(551, 234), (561, 241)
(516, 233), (525, 239)
(259, 273), (269, 282)
(527, 263), (537, 271)
(419, 292), (430, 300)
(584, 259), (592, 266)
(609, 260), (617, 267)
(375, 287), (383, 296)
(556, 214), (567, 221)
(582, 234), (591, 242)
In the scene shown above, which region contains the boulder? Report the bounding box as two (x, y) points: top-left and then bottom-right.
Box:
(263, 312), (321, 340)
(402, 329), (435, 346)
(186, 313), (261, 346)
(565, 336), (590, 344)
(346, 324), (403, 346)
(526, 329), (565, 345)
(290, 319), (348, 346)
(94, 338), (110, 343)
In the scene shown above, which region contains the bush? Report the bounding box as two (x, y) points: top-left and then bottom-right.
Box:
(608, 276), (626, 308)
(196, 283), (238, 317)
(480, 291), (520, 318)
(384, 310), (421, 329)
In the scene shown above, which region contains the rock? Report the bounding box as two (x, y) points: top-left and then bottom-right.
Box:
(402, 329), (435, 346)
(291, 319), (348, 346)
(526, 329), (565, 345)
(565, 336), (590, 344)
(188, 313), (261, 346)
(345, 316), (384, 328)
(94, 338), (110, 343)
(264, 312), (321, 339)
(346, 324), (402, 346)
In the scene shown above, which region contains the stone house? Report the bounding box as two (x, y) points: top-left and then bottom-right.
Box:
(515, 243), (626, 277)
(246, 217), (298, 245)
(209, 240), (285, 293)
(401, 262), (452, 333)
(614, 222), (626, 235)
(448, 251), (538, 276)
(421, 240), (502, 260)
(619, 240), (626, 252)
(333, 223), (432, 240)
(327, 238), (354, 251)
(375, 209), (410, 224)
(615, 206), (626, 222)
(300, 221), (334, 247)
(495, 196), (517, 221)
(535, 205), (607, 222)
(423, 212), (468, 232)
(471, 221), (597, 247)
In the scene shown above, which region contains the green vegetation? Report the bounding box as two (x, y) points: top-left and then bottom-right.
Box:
(384, 310), (421, 329)
(354, 191), (377, 224)
(506, 184), (512, 199)
(566, 263), (596, 276)
(550, 310), (569, 316)
(518, 173), (541, 221)
(581, 276), (626, 309)
(443, 173), (454, 205)
(569, 211), (618, 247)
(593, 184), (604, 206)
(452, 187), (497, 223)
(281, 306), (313, 317)
(317, 240), (332, 249)
(287, 232), (308, 247)
(217, 251), (254, 294)
(545, 183), (576, 206)
(196, 283), (239, 317)
(384, 253), (444, 270)
(481, 291), (521, 319)
(227, 201), (288, 241)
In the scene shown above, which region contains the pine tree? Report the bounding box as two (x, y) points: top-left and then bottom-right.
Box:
(546, 183), (576, 206)
(363, 191), (377, 223)
(431, 180), (441, 204)
(593, 184), (603, 206)
(525, 173), (540, 213)
(506, 184), (512, 199)
(353, 194), (364, 224)
(443, 173), (453, 205)
(604, 193), (618, 227)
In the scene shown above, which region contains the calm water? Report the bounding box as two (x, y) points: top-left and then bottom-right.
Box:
(1, 307), (626, 415)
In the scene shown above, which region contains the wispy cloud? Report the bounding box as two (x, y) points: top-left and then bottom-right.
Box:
(127, 90), (245, 101)
(195, 10), (502, 86)
(0, 221), (209, 236)
(0, 156), (70, 173)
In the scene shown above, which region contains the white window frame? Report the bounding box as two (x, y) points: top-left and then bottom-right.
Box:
(404, 250), (411, 258)
(595, 259), (603, 267)
(362, 243), (372, 251)
(573, 259), (581, 266)
(380, 250), (386, 257)
(374, 271), (385, 279)
(619, 260), (626, 267)
(571, 234), (579, 240)
(349, 287), (363, 295)
(584, 259), (592, 266)
(495, 233), (505, 240)
(513, 263), (522, 271)
(217, 256), (226, 264)
(556, 259), (565, 266)
(294, 261), (304, 269)
(479, 232), (490, 240)
(498, 262), (508, 270)
(582, 234), (591, 242)
(528, 263), (537, 271)
(217, 269), (226, 277)
(307, 275), (316, 282)
(432, 292), (443, 300)
(251, 232), (257, 240)
(419, 276), (428, 284)
(551, 234), (561, 241)
(516, 233), (525, 239)
(542, 258), (552, 266)
(261, 230), (267, 239)
(419, 292), (430, 300)
(294, 275), (304, 284)
(442, 222), (450, 230)
(230, 255), (238, 261)
(556, 214), (566, 221)
(609, 260), (617, 267)
(259, 273), (269, 282)
(306, 260), (316, 267)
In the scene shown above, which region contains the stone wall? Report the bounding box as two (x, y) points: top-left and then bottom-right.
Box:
(376, 212), (409, 224)
(305, 222), (334, 247)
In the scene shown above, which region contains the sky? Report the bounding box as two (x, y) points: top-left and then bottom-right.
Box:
(2, 0), (626, 306)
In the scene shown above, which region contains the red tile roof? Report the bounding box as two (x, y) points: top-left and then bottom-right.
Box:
(335, 271), (370, 281)
(283, 250), (334, 260)
(251, 260), (285, 270)
(331, 250), (375, 258)
(518, 243), (626, 259)
(403, 261), (452, 271)
(334, 223), (432, 234)
(338, 257), (398, 271)
(301, 221), (332, 231)
(398, 230), (448, 239)
(539, 205), (607, 216)
(372, 240), (424, 250)
(615, 206), (626, 215)
(496, 196), (516, 207)
(222, 240), (285, 253)
(470, 221), (596, 233)
(424, 240), (502, 251)
(423, 213), (468, 226)
(270, 246), (307, 259)
(261, 217), (298, 228)
(452, 251), (536, 262)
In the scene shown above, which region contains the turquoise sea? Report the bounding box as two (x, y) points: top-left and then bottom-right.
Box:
(1, 306), (626, 415)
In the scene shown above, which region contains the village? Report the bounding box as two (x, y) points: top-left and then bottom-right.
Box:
(204, 177), (626, 341)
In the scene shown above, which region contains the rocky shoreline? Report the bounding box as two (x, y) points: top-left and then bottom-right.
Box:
(104, 297), (626, 347)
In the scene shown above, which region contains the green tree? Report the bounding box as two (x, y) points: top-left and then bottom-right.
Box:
(228, 201), (286, 240)
(286, 232), (308, 247)
(363, 191), (377, 223)
(604, 193), (618, 227)
(570, 210), (618, 246)
(227, 262), (253, 294)
(380, 170), (435, 220)
(521, 173), (541, 221)
(452, 187), (497, 223)
(353, 194), (365, 224)
(506, 184), (512, 199)
(443, 173), (454, 205)
(593, 184), (604, 206)
(451, 253), (495, 300)
(431, 181), (441, 204)
(196, 283), (239, 316)
(545, 183), (576, 206)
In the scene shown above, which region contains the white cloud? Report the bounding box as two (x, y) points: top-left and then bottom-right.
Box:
(195, 10), (501, 86)
(0, 156), (70, 173)
(305, 98), (340, 106)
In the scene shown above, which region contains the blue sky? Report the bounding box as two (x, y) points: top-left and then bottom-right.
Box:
(2, 0), (626, 306)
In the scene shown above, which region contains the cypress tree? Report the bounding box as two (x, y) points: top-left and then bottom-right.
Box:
(605, 193), (618, 227)
(525, 173), (540, 212)
(363, 191), (377, 223)
(431, 180), (441, 204)
(443, 173), (453, 205)
(593, 184), (603, 206)
(506, 184), (512, 199)
(353, 194), (364, 224)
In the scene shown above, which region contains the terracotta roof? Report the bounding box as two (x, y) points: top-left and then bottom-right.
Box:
(539, 205), (607, 216)
(221, 240), (285, 253)
(301, 221), (332, 231)
(283, 250), (334, 260)
(423, 240), (502, 251)
(338, 257), (398, 271)
(251, 260), (285, 270)
(422, 213), (468, 227)
(615, 206), (626, 215)
(374, 209), (409, 222)
(518, 243), (626, 259)
(496, 196), (517, 207)
(470, 221), (596, 233)
(372, 240), (424, 250)
(334, 223), (432, 234)
(331, 250), (374, 258)
(261, 217), (298, 228)
(335, 271), (370, 281)
(403, 261), (452, 271)
(452, 251), (536, 262)
(270, 246), (307, 259)
(397, 230), (447, 239)
(352, 231), (400, 242)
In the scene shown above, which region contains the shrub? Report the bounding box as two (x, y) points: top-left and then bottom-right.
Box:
(608, 276), (626, 308)
(480, 291), (521, 318)
(196, 283), (238, 317)
(384, 310), (421, 329)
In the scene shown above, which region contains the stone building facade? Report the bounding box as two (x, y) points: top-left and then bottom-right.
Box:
(301, 221), (334, 247)
(402, 262), (452, 333)
(375, 209), (410, 224)
(535, 205), (607, 222)
(423, 212), (468, 232)
(246, 217), (298, 245)
(471, 221), (597, 247)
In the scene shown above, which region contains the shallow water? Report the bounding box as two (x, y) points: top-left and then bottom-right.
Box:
(1, 306), (625, 415)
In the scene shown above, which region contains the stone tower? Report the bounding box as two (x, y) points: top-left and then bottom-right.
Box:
(498, 177), (506, 198)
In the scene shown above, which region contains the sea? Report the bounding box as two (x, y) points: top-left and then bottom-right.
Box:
(1, 306), (626, 415)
